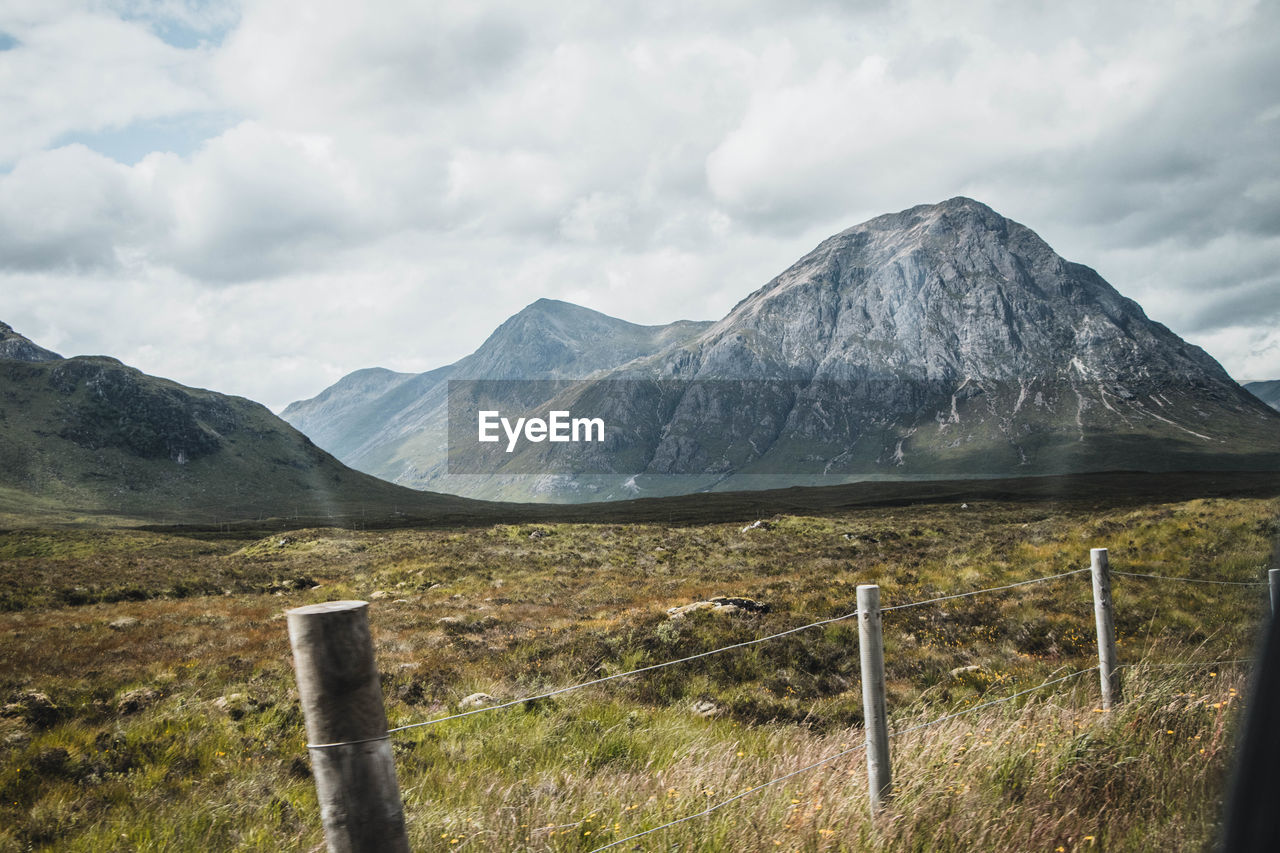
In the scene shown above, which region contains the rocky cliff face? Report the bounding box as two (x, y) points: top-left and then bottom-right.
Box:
(668, 198), (1226, 385)
(287, 199), (1280, 502)
(0, 321), (61, 362)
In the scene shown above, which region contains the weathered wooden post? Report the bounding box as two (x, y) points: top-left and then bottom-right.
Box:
(287, 601), (410, 853)
(1090, 548), (1122, 709)
(1270, 568), (1279, 616)
(857, 584), (892, 811)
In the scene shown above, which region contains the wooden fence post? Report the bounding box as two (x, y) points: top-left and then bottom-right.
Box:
(1090, 548), (1122, 709)
(857, 584), (892, 812)
(286, 600), (410, 853)
(1270, 568), (1279, 616)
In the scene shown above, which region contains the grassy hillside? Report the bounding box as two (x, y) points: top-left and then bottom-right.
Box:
(0, 355), (486, 526)
(0, 488), (1276, 850)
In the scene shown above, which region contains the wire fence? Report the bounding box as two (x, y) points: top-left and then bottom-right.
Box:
(879, 568), (1090, 612)
(370, 561), (1256, 741)
(289, 552), (1272, 848)
(369, 566), (1094, 740)
(1119, 658), (1255, 669)
(1111, 570), (1267, 587)
(385, 605), (865, 736)
(583, 561), (1262, 851)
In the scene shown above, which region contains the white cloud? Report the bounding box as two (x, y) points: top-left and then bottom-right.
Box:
(1189, 326), (1280, 385)
(0, 145), (153, 270)
(0, 5), (215, 164)
(703, 21), (1170, 230)
(153, 122), (379, 280)
(1, 0), (1278, 411)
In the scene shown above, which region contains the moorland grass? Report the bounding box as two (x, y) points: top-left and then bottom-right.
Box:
(0, 494), (1275, 850)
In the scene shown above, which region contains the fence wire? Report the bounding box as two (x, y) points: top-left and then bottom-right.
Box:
(881, 568), (1089, 613)
(586, 741), (869, 851)
(381, 568), (1088, 738)
(1119, 658), (1255, 669)
(297, 555), (1265, 840)
(1112, 570), (1266, 587)
(890, 666), (1098, 739)
(297, 568), (1106, 747)
(385, 607), (863, 736)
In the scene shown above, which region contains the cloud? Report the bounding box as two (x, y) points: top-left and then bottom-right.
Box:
(0, 145), (153, 271)
(1, 0), (1279, 410)
(153, 122), (380, 280)
(1189, 325), (1280, 385)
(702, 12), (1181, 231)
(0, 122), (379, 281)
(0, 5), (215, 165)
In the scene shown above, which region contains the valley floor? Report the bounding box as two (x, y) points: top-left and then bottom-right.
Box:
(0, 491), (1276, 850)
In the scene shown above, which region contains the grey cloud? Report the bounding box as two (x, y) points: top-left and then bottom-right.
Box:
(340, 14), (528, 101)
(886, 36), (971, 80)
(2, 0), (1279, 397)
(1041, 14), (1279, 244)
(1187, 273), (1280, 333)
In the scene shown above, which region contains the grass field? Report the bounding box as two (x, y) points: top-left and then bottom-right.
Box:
(0, 489), (1276, 850)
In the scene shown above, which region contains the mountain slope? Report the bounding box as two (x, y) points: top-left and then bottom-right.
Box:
(682, 197), (1224, 383)
(281, 299), (712, 490)
(444, 198), (1280, 500)
(0, 332), (485, 524)
(1245, 380), (1280, 411)
(279, 367), (416, 460)
(0, 321), (61, 362)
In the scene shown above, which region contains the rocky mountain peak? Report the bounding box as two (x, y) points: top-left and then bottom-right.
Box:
(462, 299), (712, 380)
(680, 198), (1225, 387)
(282, 199), (1280, 502)
(0, 321), (62, 363)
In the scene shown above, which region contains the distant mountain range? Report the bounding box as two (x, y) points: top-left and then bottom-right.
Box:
(281, 301), (711, 493)
(1245, 380), (1280, 411)
(0, 323), (482, 524)
(285, 198), (1280, 502)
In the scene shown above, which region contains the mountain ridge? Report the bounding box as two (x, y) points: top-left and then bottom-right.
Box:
(285, 198), (1280, 501)
(0, 328), (488, 524)
(0, 321), (62, 363)
(281, 299), (714, 487)
(653, 197), (1228, 384)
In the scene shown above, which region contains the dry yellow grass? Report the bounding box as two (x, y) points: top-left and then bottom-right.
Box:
(0, 494), (1274, 850)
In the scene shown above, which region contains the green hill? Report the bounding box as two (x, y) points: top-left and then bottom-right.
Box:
(0, 343), (485, 526)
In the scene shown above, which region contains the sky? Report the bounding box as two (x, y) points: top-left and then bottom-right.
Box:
(0, 0), (1277, 412)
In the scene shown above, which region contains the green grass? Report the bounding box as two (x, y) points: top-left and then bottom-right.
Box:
(0, 493), (1275, 850)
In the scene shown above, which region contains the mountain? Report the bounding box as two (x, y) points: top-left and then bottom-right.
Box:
(1245, 380), (1280, 411)
(281, 299), (712, 491)
(279, 367), (416, 461)
(288, 199), (1280, 502)
(0, 321), (61, 362)
(0, 329), (487, 525)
